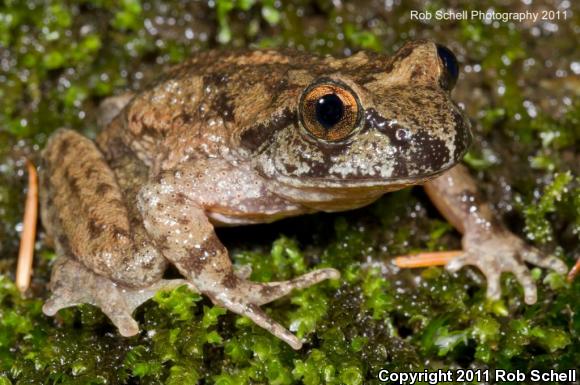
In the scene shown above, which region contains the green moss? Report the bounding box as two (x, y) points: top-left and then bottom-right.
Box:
(153, 285), (202, 321)
(111, 0), (143, 31)
(523, 172), (575, 243)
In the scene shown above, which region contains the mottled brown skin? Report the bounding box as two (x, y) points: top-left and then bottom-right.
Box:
(40, 40), (567, 350)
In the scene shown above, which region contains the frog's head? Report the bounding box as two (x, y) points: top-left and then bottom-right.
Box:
(241, 41), (471, 207)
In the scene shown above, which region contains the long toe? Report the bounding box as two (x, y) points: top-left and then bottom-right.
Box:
(42, 295), (79, 316)
(249, 268), (340, 305)
(209, 295), (303, 350)
(113, 314), (140, 337)
(244, 304), (303, 350)
(521, 247), (568, 274)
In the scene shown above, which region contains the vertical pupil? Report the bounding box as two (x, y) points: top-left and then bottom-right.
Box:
(315, 93), (344, 129)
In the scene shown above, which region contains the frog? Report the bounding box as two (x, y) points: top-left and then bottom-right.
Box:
(39, 40), (567, 350)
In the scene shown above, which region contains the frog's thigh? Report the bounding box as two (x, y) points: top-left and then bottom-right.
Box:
(41, 128), (166, 287)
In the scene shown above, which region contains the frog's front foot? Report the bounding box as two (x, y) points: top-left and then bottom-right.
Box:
(43, 257), (195, 336)
(202, 268), (340, 350)
(447, 230), (568, 304)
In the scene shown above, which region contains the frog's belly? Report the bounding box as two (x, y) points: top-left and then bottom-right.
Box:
(206, 191), (383, 227)
(207, 205), (313, 227)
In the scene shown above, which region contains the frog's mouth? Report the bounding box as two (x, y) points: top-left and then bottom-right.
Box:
(267, 159), (459, 191)
(261, 163), (462, 213)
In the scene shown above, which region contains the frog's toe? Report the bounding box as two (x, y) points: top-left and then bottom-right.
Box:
(250, 268), (340, 305)
(43, 294), (80, 316)
(107, 312), (140, 337)
(484, 270), (502, 301)
(445, 253), (476, 273)
(242, 304), (303, 350)
(509, 262), (537, 304)
(521, 247), (568, 274)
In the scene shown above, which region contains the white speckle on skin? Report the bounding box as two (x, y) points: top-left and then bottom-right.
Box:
(329, 130), (395, 179)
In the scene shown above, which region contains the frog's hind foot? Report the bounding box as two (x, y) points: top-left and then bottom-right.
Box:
(204, 268), (340, 350)
(43, 257), (195, 336)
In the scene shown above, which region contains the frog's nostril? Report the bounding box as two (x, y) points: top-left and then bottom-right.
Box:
(395, 128), (411, 141)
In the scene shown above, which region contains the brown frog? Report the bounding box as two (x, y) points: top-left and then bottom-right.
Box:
(40, 40), (567, 349)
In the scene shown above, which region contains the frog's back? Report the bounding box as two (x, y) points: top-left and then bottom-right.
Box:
(96, 50), (307, 168)
(96, 49), (392, 171)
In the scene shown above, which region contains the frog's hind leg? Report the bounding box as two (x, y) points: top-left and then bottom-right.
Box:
(40, 128), (168, 289)
(43, 256), (194, 336)
(40, 129), (185, 335)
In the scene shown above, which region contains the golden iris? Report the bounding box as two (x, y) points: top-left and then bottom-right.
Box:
(300, 82), (361, 142)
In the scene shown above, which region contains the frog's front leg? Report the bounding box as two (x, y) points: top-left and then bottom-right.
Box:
(137, 170), (339, 350)
(424, 165), (567, 304)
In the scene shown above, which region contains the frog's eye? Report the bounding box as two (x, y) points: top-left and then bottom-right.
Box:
(300, 82), (361, 142)
(436, 44), (459, 90)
